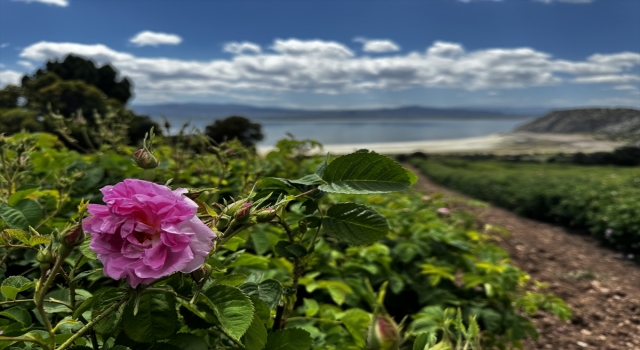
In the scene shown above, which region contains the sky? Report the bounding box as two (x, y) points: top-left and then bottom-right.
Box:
(0, 0), (639, 110)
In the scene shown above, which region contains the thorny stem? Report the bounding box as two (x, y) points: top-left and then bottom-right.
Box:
(56, 295), (130, 350)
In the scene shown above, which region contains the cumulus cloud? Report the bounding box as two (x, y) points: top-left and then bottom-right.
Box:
(17, 60), (35, 69)
(223, 42), (262, 55)
(13, 39), (640, 102)
(354, 38), (400, 53)
(0, 70), (23, 86)
(12, 0), (68, 6)
(129, 31), (182, 47)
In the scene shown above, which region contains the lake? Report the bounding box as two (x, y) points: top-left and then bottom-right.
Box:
(259, 118), (533, 145)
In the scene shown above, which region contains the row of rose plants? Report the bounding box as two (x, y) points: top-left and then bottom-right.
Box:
(0, 131), (570, 350)
(410, 157), (640, 255)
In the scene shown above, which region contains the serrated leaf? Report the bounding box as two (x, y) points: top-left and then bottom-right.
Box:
(80, 234), (97, 259)
(123, 292), (177, 342)
(8, 188), (38, 206)
(322, 203), (388, 245)
(28, 235), (51, 246)
(0, 199), (42, 230)
(4, 229), (30, 245)
(319, 151), (411, 194)
(264, 328), (313, 350)
(258, 279), (283, 310)
(202, 285), (254, 341)
(242, 314), (268, 350)
(1, 276), (34, 300)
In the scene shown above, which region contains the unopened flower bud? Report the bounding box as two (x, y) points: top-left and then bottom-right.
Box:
(191, 263), (212, 284)
(367, 315), (403, 350)
(133, 148), (159, 169)
(436, 208), (451, 215)
(225, 149), (234, 157)
(256, 207), (277, 223)
(59, 226), (86, 257)
(223, 199), (250, 217)
(234, 203), (252, 222)
(216, 215), (231, 231)
(37, 247), (56, 273)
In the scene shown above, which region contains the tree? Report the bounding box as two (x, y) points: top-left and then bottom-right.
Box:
(205, 116), (264, 147)
(0, 108), (43, 134)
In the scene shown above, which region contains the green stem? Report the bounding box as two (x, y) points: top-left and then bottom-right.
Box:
(56, 296), (129, 350)
(0, 336), (47, 349)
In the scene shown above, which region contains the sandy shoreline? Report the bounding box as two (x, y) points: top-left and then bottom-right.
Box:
(257, 132), (625, 155)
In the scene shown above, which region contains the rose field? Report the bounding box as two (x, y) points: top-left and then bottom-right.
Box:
(0, 131), (573, 350)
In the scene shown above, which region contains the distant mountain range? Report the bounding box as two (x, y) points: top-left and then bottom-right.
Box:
(516, 108), (640, 135)
(132, 103), (545, 123)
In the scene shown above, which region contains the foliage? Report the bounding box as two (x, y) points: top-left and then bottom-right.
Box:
(205, 116), (264, 148)
(0, 132), (569, 350)
(410, 158), (640, 254)
(0, 55), (157, 147)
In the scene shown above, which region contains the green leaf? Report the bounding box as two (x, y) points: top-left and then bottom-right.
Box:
(92, 289), (126, 335)
(4, 229), (30, 245)
(0, 307), (32, 327)
(340, 308), (370, 347)
(28, 235), (50, 246)
(414, 333), (437, 350)
(322, 203), (388, 245)
(0, 199), (42, 231)
(202, 285), (254, 341)
(303, 298), (319, 317)
(264, 328), (313, 350)
(319, 150), (411, 194)
(300, 199), (318, 215)
(250, 297), (271, 323)
(242, 314), (268, 350)
(315, 153), (330, 177)
(213, 274), (248, 287)
(167, 333), (208, 350)
(123, 292), (177, 342)
(258, 279), (283, 310)
(80, 234), (97, 259)
(1, 276), (34, 300)
(274, 241), (308, 258)
(8, 188), (38, 206)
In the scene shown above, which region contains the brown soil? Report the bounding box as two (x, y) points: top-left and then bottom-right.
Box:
(405, 164), (640, 350)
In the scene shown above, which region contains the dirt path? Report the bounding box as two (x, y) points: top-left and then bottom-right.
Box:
(405, 164), (640, 350)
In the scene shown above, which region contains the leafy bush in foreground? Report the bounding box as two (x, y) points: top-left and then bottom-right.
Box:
(411, 158), (640, 253)
(0, 133), (569, 350)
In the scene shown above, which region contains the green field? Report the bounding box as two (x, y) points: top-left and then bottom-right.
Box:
(411, 158), (640, 253)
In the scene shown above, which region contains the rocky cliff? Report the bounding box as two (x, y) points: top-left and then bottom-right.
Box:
(515, 108), (640, 135)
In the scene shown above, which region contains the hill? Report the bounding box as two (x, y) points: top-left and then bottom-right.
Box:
(132, 103), (539, 122)
(515, 108), (640, 135)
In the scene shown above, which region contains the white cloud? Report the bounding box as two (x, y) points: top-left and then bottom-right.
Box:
(0, 70), (23, 86)
(354, 38), (400, 53)
(224, 42), (262, 55)
(12, 0), (68, 6)
(13, 39), (640, 103)
(1, 43), (9, 49)
(613, 84), (639, 91)
(17, 60), (35, 69)
(129, 31), (182, 47)
(270, 39), (353, 58)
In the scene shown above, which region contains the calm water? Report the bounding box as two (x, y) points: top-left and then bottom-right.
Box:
(259, 119), (532, 145)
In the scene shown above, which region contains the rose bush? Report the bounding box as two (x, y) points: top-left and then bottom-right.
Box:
(83, 179), (216, 287)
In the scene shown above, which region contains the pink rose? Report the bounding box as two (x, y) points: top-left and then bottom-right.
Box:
(83, 179), (216, 287)
(437, 208), (451, 215)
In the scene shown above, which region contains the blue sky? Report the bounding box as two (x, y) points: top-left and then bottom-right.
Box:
(1, 0), (639, 109)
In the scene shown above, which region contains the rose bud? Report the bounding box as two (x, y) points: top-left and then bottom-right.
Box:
(256, 207), (277, 223)
(58, 226), (86, 257)
(216, 214), (231, 231)
(191, 263), (212, 284)
(234, 203), (252, 222)
(133, 148), (159, 169)
(437, 208), (451, 215)
(298, 219), (308, 234)
(367, 314), (403, 350)
(37, 247), (56, 273)
(223, 199), (250, 217)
